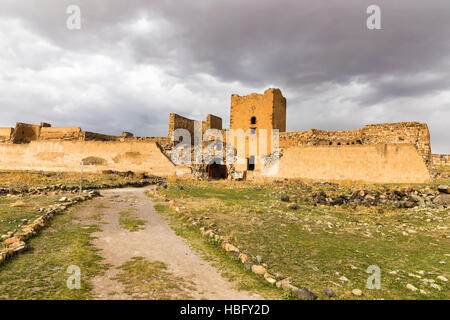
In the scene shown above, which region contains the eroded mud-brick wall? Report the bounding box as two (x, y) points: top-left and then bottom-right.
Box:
(0, 128), (13, 142)
(0, 140), (179, 176)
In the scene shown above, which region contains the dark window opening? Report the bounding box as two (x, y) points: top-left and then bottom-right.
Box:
(346, 142), (350, 145)
(251, 116), (256, 125)
(329, 142), (333, 145)
(247, 156), (255, 171)
(337, 142), (341, 146)
(356, 139), (362, 144)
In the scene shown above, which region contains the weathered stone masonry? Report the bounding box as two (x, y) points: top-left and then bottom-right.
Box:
(279, 122), (432, 167)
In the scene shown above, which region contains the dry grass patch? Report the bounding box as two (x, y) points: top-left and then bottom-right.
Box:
(113, 257), (196, 300)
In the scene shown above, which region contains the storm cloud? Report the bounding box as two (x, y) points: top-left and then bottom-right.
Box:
(0, 0), (448, 152)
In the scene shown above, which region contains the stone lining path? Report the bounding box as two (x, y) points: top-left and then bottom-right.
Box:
(75, 187), (261, 300)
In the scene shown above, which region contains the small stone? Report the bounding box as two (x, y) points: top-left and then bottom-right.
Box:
(430, 283), (441, 291)
(256, 255), (263, 264)
(419, 289), (428, 295)
(238, 253), (250, 263)
(417, 270), (426, 276)
(251, 265), (267, 275)
(325, 288), (336, 297)
(5, 237), (20, 245)
(339, 276), (349, 283)
(59, 197), (68, 202)
(352, 289), (362, 296)
(406, 284), (418, 292)
(437, 275), (448, 282)
(89, 190), (100, 196)
(288, 203), (299, 210)
(297, 288), (318, 300)
(275, 278), (292, 289)
(264, 273), (277, 285)
(281, 195), (290, 202)
(437, 185), (450, 194)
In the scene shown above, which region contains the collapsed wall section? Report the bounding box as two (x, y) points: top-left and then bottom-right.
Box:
(432, 154), (450, 166)
(279, 122), (431, 167)
(39, 127), (83, 141)
(168, 113), (223, 145)
(0, 128), (13, 142)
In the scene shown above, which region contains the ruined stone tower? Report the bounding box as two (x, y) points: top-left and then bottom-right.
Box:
(229, 88), (286, 133)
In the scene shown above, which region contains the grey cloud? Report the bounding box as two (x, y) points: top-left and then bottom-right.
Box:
(0, 0), (448, 153)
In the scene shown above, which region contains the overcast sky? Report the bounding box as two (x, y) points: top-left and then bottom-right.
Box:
(0, 0), (448, 153)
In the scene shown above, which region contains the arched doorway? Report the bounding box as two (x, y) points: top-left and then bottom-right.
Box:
(206, 158), (228, 180)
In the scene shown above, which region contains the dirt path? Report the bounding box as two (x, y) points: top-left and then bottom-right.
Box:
(76, 187), (262, 300)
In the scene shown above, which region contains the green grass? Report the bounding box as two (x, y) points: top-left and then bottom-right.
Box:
(113, 256), (196, 299)
(0, 194), (62, 235)
(0, 204), (107, 299)
(0, 170), (154, 189)
(118, 209), (145, 232)
(152, 202), (290, 300)
(152, 180), (449, 300)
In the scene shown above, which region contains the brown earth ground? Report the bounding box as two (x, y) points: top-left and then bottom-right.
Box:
(76, 187), (262, 300)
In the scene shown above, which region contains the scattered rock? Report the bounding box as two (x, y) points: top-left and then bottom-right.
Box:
(251, 265), (267, 275)
(339, 276), (349, 283)
(437, 275), (448, 282)
(89, 190), (100, 196)
(430, 283), (441, 291)
(351, 289), (362, 296)
(256, 255), (263, 264)
(406, 284), (418, 292)
(281, 195), (290, 202)
(58, 197), (68, 202)
(433, 194), (450, 206)
(437, 185), (450, 194)
(325, 288), (336, 297)
(275, 278), (292, 289)
(238, 253), (250, 263)
(297, 288), (318, 300)
(4, 237), (20, 245)
(288, 203), (299, 210)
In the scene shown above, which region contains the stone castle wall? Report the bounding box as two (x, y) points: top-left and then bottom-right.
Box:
(264, 144), (430, 183)
(279, 122), (431, 167)
(39, 127), (83, 141)
(0, 140), (179, 176)
(432, 154), (450, 166)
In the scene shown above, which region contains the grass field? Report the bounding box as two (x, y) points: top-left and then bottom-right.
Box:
(0, 170), (150, 189)
(153, 179), (449, 300)
(0, 202), (106, 299)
